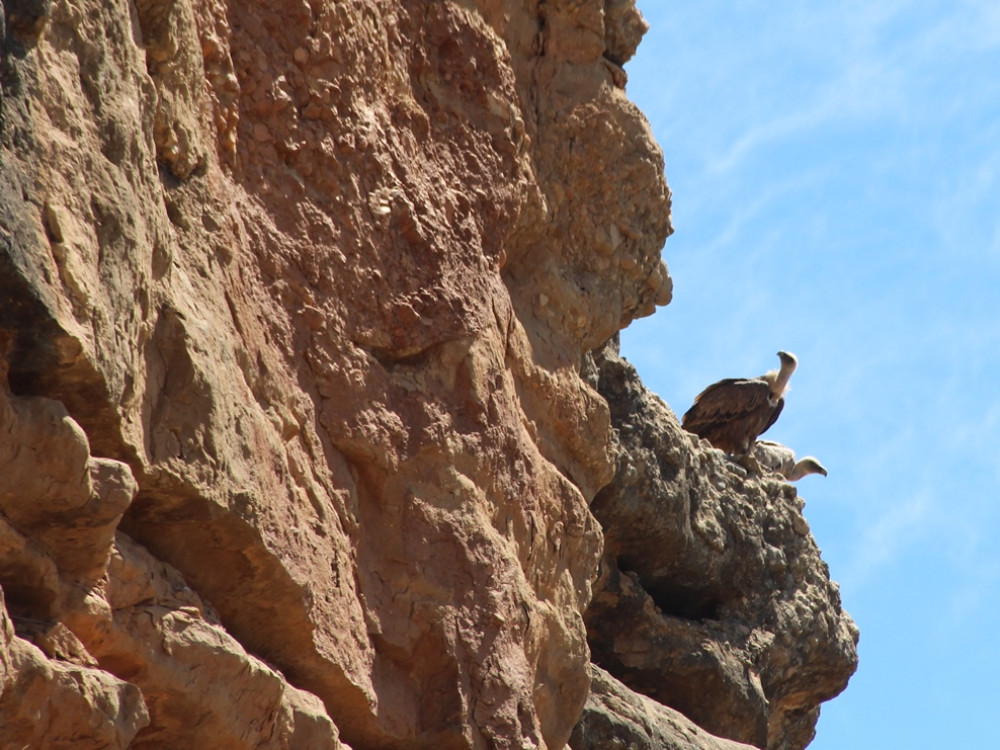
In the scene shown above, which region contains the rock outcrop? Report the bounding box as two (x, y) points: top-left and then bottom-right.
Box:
(0, 0), (854, 748)
(582, 340), (858, 749)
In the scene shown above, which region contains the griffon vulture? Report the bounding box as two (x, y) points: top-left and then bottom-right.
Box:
(753, 440), (828, 481)
(681, 351), (798, 466)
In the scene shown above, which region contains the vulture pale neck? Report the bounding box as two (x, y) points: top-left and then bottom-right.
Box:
(768, 351), (798, 401)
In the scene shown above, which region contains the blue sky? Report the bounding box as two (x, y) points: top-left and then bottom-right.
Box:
(623, 2), (1000, 747)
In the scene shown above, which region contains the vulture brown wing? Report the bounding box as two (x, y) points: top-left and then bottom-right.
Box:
(760, 397), (785, 436)
(682, 378), (772, 435)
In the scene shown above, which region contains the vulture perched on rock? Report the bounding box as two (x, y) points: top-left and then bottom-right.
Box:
(682, 351), (798, 469)
(753, 440), (828, 481)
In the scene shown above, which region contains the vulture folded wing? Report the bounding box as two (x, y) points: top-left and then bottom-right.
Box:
(682, 378), (771, 428)
(760, 396), (784, 436)
(682, 378), (774, 454)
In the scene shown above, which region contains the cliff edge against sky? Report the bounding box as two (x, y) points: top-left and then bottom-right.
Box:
(0, 1), (856, 747)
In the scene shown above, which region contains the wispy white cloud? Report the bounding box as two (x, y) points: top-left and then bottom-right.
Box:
(901, 0), (1000, 57)
(926, 140), (1000, 260)
(945, 571), (1000, 625)
(705, 56), (905, 176)
(838, 487), (933, 590)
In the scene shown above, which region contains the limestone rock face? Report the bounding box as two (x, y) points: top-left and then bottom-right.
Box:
(0, 0), (853, 748)
(584, 340), (859, 750)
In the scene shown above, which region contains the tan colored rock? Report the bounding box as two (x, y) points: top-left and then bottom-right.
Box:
(0, 386), (131, 589)
(0, 514), (61, 620)
(0, 389), (136, 582)
(132, 0), (209, 178)
(0, 373), (343, 748)
(0, 588), (149, 749)
(63, 533), (345, 749)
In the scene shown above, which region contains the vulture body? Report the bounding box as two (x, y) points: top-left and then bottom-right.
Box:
(682, 351), (798, 458)
(753, 440), (828, 481)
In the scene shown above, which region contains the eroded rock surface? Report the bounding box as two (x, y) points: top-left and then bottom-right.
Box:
(1, 0), (853, 747)
(2, 0), (669, 747)
(0, 373), (342, 748)
(0, 588), (148, 750)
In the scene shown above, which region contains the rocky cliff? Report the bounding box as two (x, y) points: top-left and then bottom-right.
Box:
(0, 1), (855, 748)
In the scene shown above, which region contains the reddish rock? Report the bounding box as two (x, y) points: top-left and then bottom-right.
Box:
(0, 0), (853, 748)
